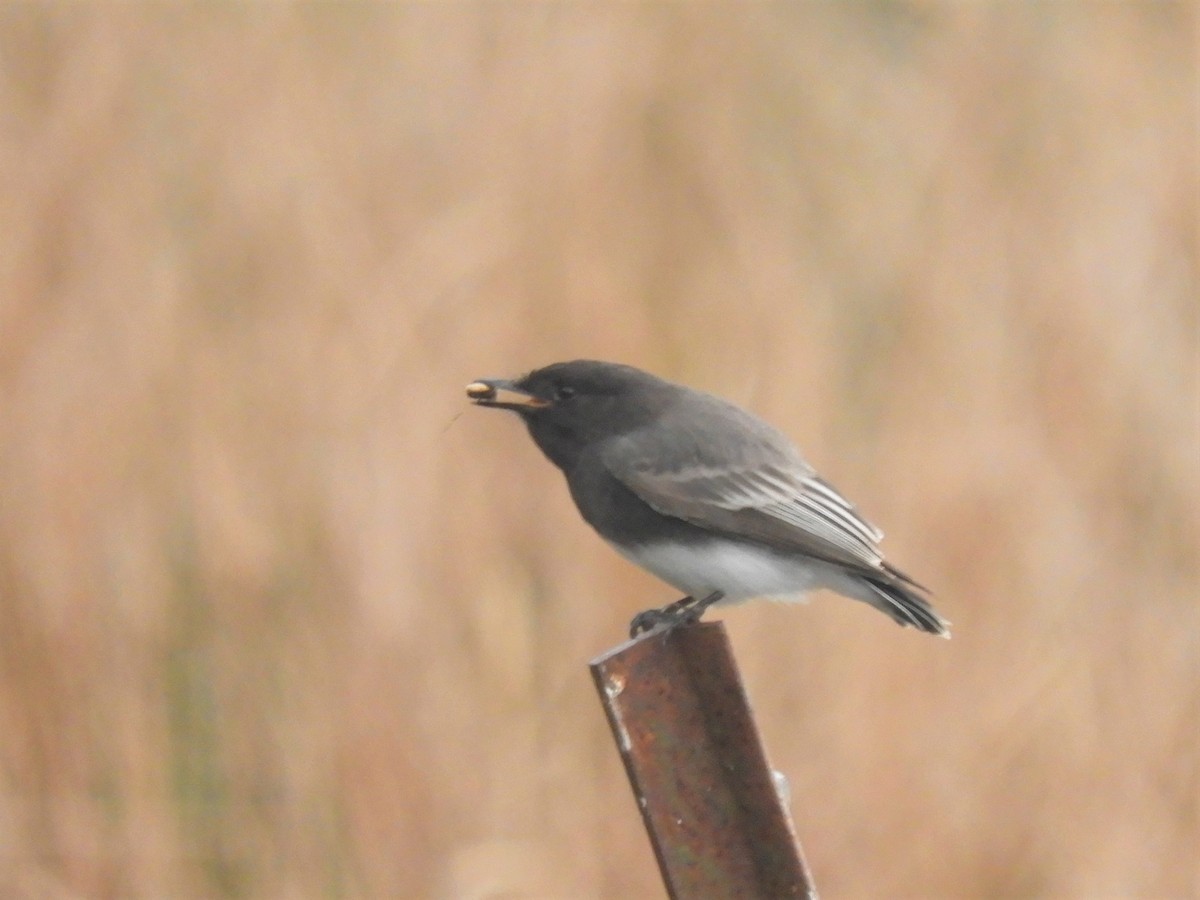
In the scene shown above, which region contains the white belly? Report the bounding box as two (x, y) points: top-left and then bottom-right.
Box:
(607, 538), (829, 604)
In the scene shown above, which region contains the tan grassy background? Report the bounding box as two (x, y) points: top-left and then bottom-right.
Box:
(1, 5), (1196, 898)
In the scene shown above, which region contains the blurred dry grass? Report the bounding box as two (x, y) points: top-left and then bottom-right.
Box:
(0, 4), (1196, 898)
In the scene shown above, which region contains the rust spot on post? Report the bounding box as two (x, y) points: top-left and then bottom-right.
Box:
(590, 621), (816, 899)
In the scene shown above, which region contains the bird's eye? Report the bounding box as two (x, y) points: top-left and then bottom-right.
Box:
(554, 385), (576, 401)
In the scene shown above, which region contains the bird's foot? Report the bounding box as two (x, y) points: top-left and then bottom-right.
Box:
(628, 591), (724, 639)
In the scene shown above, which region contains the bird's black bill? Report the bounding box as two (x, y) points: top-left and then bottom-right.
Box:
(466, 379), (549, 411)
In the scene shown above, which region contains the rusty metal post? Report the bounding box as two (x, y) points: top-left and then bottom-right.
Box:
(590, 621), (816, 899)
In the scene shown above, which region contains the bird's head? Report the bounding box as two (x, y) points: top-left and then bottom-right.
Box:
(466, 360), (673, 469)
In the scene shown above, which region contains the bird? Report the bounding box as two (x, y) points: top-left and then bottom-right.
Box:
(466, 360), (949, 639)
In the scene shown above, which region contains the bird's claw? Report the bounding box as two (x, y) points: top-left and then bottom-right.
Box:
(628, 606), (695, 638)
(628, 591), (722, 639)
(628, 608), (670, 638)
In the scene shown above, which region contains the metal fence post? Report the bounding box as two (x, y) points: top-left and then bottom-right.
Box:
(590, 621), (817, 899)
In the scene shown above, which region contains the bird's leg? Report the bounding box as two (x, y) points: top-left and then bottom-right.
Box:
(627, 595), (694, 636)
(628, 590), (725, 638)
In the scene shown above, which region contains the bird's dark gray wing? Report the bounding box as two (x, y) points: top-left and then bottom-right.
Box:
(600, 393), (901, 578)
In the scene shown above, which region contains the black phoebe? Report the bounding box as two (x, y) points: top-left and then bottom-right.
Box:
(467, 360), (949, 639)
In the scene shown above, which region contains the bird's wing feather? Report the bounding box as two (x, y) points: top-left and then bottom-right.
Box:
(601, 395), (893, 575)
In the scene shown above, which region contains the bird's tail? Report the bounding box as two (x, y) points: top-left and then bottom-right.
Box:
(860, 569), (951, 637)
